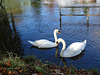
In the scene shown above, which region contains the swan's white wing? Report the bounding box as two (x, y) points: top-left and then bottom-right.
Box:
(63, 42), (86, 57)
(28, 39), (57, 48)
(33, 39), (48, 47)
(38, 40), (57, 48)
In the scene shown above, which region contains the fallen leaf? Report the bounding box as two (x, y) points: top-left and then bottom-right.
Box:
(8, 70), (12, 74)
(81, 69), (85, 72)
(38, 72), (42, 75)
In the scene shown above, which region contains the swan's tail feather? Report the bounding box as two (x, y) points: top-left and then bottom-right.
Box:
(28, 40), (34, 45)
(83, 40), (87, 44)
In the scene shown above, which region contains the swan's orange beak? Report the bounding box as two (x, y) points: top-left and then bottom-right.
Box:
(57, 42), (59, 46)
(58, 32), (60, 34)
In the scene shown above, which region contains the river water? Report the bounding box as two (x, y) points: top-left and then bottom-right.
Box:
(1, 0), (100, 71)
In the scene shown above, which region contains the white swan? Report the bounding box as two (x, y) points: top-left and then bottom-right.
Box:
(42, 0), (51, 5)
(56, 38), (87, 57)
(28, 29), (60, 48)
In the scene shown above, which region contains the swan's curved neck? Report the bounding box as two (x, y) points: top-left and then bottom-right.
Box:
(60, 39), (66, 56)
(54, 30), (57, 43)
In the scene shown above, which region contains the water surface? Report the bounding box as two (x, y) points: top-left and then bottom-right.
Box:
(1, 0), (100, 71)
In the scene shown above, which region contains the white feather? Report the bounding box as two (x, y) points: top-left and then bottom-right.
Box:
(28, 29), (60, 48)
(57, 38), (87, 57)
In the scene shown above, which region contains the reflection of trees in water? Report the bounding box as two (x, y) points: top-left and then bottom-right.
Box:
(31, 0), (42, 15)
(78, 0), (96, 3)
(0, 0), (3, 9)
(0, 9), (24, 56)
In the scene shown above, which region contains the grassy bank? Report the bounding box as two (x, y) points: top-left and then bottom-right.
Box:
(0, 52), (100, 75)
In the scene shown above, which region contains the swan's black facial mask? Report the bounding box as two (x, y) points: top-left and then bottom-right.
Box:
(56, 41), (59, 46)
(58, 31), (60, 34)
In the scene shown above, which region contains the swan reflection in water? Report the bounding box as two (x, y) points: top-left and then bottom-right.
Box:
(55, 47), (86, 67)
(29, 45), (85, 68)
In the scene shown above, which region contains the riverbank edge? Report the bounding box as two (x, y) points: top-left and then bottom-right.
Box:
(0, 52), (100, 75)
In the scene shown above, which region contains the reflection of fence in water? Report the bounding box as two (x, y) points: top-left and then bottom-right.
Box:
(59, 6), (100, 27)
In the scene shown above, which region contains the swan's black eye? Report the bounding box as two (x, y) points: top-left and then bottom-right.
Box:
(58, 31), (60, 33)
(58, 31), (60, 34)
(56, 41), (58, 43)
(56, 41), (59, 46)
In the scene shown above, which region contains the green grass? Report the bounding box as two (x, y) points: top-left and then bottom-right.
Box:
(86, 68), (100, 75)
(0, 52), (100, 75)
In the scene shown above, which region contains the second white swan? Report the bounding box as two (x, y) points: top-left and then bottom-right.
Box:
(56, 38), (87, 57)
(28, 29), (60, 48)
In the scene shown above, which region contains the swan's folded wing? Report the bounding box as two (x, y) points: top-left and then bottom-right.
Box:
(28, 39), (47, 46)
(30, 39), (49, 47)
(64, 42), (85, 57)
(28, 39), (57, 48)
(38, 40), (57, 48)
